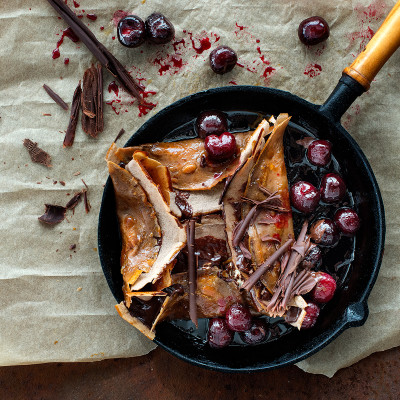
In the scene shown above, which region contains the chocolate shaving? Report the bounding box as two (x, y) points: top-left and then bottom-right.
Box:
(239, 241), (252, 259)
(65, 191), (83, 211)
(175, 192), (193, 220)
(23, 139), (52, 167)
(63, 82), (82, 148)
(260, 235), (281, 243)
(241, 238), (294, 291)
(232, 205), (258, 247)
(114, 128), (125, 143)
(186, 220), (197, 327)
(83, 190), (91, 213)
(47, 0), (149, 106)
(43, 84), (68, 110)
(81, 65), (103, 137)
(38, 204), (66, 224)
(258, 213), (279, 225)
(284, 307), (302, 324)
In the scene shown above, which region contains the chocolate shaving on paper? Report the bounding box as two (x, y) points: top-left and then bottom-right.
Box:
(241, 238), (294, 291)
(63, 82), (81, 148)
(47, 0), (150, 107)
(38, 204), (66, 224)
(186, 220), (197, 327)
(81, 179), (91, 213)
(42, 84), (68, 110)
(114, 128), (125, 143)
(65, 191), (83, 211)
(81, 65), (103, 137)
(23, 139), (52, 167)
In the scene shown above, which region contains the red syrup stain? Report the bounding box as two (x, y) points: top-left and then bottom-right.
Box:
(229, 80), (237, 85)
(100, 26), (104, 31)
(112, 10), (129, 27)
(304, 63), (322, 78)
(112, 36), (116, 40)
(73, 0), (80, 7)
(64, 57), (69, 65)
(106, 99), (121, 115)
(188, 33), (211, 54)
(87, 13), (97, 21)
(138, 90), (157, 117)
(52, 27), (80, 59)
(108, 81), (119, 96)
(153, 55), (184, 75)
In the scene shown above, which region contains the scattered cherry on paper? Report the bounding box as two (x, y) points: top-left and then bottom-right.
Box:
(145, 13), (175, 44)
(209, 46), (237, 74)
(117, 15), (146, 48)
(298, 16), (330, 46)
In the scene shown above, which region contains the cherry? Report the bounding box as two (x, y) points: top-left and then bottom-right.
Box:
(310, 272), (337, 303)
(334, 208), (360, 235)
(239, 320), (267, 345)
(207, 318), (233, 348)
(117, 16), (146, 48)
(225, 303), (252, 332)
(301, 245), (322, 270)
(209, 46), (237, 74)
(205, 132), (237, 162)
(290, 181), (321, 214)
(307, 140), (332, 167)
(145, 13), (175, 44)
(196, 110), (228, 139)
(301, 302), (320, 329)
(310, 218), (340, 247)
(298, 16), (330, 46)
(320, 173), (346, 203)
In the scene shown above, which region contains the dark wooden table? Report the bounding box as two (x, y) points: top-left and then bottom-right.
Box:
(1, 346), (399, 399)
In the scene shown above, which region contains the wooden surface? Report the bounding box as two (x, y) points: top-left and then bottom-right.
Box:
(1, 346), (399, 399)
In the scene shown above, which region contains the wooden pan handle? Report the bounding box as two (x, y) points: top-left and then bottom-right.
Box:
(343, 0), (400, 90)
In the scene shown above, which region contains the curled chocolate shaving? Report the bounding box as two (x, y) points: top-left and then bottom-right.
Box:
(65, 191), (83, 211)
(175, 192), (193, 220)
(47, 0), (149, 106)
(63, 82), (82, 148)
(186, 220), (197, 327)
(241, 238), (293, 292)
(83, 190), (91, 213)
(114, 128), (126, 143)
(96, 64), (104, 134)
(43, 84), (68, 110)
(260, 235), (281, 243)
(38, 204), (66, 224)
(232, 205), (258, 247)
(23, 139), (52, 167)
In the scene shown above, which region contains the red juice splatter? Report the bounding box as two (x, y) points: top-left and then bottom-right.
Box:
(256, 46), (261, 54)
(112, 10), (129, 27)
(173, 38), (186, 52)
(112, 36), (116, 40)
(52, 27), (80, 59)
(188, 33), (211, 54)
(87, 13), (97, 21)
(273, 232), (282, 241)
(73, 0), (80, 8)
(229, 80), (237, 85)
(108, 81), (119, 96)
(106, 99), (121, 115)
(263, 66), (276, 78)
(77, 14), (84, 19)
(100, 26), (104, 31)
(304, 63), (322, 78)
(153, 55), (184, 75)
(64, 57), (69, 65)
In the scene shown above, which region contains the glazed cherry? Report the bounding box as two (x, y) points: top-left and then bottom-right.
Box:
(239, 320), (267, 345)
(310, 272), (337, 303)
(310, 218), (340, 247)
(196, 110), (228, 139)
(301, 302), (320, 329)
(298, 16), (330, 46)
(209, 46), (237, 74)
(117, 16), (146, 48)
(225, 303), (252, 332)
(334, 208), (360, 235)
(320, 173), (346, 203)
(290, 181), (321, 214)
(205, 132), (237, 162)
(307, 140), (332, 167)
(145, 13), (175, 44)
(301, 245), (322, 270)
(207, 318), (233, 348)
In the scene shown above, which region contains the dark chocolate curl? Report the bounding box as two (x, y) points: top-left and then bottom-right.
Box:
(38, 204), (66, 224)
(63, 82), (82, 148)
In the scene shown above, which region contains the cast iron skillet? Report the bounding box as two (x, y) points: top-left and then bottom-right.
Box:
(98, 3), (400, 371)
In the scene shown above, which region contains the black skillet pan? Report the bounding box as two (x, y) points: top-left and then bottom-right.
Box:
(98, 3), (400, 371)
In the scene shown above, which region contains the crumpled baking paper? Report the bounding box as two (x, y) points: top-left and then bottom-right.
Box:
(0, 0), (399, 377)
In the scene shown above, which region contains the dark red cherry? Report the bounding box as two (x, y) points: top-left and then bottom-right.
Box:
(320, 173), (346, 203)
(307, 140), (332, 167)
(310, 218), (340, 247)
(301, 302), (320, 329)
(117, 16), (146, 48)
(207, 318), (233, 348)
(145, 13), (175, 44)
(334, 208), (360, 235)
(298, 16), (330, 46)
(290, 181), (321, 214)
(226, 303), (252, 332)
(310, 272), (337, 303)
(239, 320), (267, 345)
(209, 46), (237, 74)
(196, 110), (228, 139)
(301, 245), (322, 270)
(205, 132), (237, 162)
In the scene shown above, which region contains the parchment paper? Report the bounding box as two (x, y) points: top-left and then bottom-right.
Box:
(1, 0), (399, 377)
